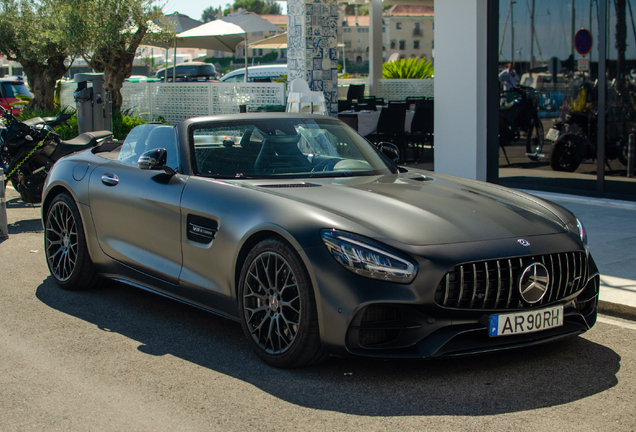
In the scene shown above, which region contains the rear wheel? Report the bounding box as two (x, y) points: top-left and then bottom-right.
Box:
(238, 238), (327, 368)
(526, 117), (544, 161)
(44, 193), (103, 290)
(550, 136), (582, 172)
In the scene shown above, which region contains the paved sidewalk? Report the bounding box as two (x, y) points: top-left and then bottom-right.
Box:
(520, 190), (636, 320)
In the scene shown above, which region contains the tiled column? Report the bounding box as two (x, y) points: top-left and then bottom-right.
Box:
(287, 0), (339, 116)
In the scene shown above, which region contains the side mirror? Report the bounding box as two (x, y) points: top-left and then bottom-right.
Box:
(138, 148), (175, 176)
(377, 142), (400, 164)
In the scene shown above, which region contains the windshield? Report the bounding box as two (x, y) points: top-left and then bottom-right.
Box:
(1, 82), (32, 100)
(190, 117), (395, 179)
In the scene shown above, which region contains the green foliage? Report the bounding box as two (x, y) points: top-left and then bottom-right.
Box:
(112, 109), (147, 140)
(202, 6), (220, 22)
(382, 58), (434, 79)
(260, 51), (278, 63)
(17, 105), (78, 140)
(224, 0), (281, 15)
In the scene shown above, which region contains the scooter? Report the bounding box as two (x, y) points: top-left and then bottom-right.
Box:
(1, 105), (112, 203)
(548, 106), (630, 172)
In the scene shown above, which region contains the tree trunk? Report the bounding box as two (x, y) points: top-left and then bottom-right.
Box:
(90, 29), (146, 113)
(616, 0), (627, 104)
(21, 54), (67, 111)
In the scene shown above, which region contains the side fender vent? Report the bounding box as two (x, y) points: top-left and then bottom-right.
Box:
(187, 214), (218, 244)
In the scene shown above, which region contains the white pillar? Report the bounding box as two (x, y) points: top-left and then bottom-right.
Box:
(434, 0), (488, 181)
(369, 0), (383, 96)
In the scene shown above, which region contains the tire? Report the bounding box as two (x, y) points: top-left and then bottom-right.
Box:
(526, 116), (544, 161)
(550, 135), (583, 172)
(44, 193), (104, 290)
(238, 238), (327, 368)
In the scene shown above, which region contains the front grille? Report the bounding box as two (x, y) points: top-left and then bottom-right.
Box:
(434, 251), (588, 310)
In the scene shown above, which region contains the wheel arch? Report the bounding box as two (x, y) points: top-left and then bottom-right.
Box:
(233, 227), (311, 300)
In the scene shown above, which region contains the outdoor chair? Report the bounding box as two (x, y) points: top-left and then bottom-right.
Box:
(388, 100), (409, 111)
(338, 113), (359, 131)
(406, 100), (434, 162)
(366, 107), (407, 161)
(338, 100), (352, 112)
(354, 102), (376, 112)
(347, 84), (365, 103)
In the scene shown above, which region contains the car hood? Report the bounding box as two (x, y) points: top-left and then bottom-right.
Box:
(246, 172), (570, 246)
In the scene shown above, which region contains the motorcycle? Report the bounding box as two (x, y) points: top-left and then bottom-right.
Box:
(499, 85), (545, 163)
(547, 106), (631, 172)
(0, 105), (112, 203)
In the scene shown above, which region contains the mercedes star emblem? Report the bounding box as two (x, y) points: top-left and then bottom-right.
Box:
(518, 239), (531, 247)
(519, 262), (550, 303)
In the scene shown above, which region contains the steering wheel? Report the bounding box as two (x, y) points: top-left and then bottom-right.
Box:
(311, 158), (336, 172)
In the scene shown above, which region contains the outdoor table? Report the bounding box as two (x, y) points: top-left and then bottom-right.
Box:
(339, 110), (415, 137)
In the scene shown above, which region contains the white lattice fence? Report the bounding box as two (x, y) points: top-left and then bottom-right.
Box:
(378, 79), (434, 100)
(61, 81), (287, 125)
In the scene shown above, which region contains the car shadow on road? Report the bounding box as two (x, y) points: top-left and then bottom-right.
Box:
(35, 277), (620, 417)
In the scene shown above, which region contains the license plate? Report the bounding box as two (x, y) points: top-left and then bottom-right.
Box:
(545, 128), (560, 141)
(488, 305), (563, 337)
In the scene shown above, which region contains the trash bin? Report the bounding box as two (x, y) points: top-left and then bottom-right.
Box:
(73, 73), (112, 134)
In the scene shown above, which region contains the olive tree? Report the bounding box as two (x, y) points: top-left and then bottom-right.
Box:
(0, 0), (78, 110)
(71, 0), (173, 111)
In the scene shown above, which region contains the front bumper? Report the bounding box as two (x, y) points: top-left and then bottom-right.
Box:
(305, 231), (599, 358)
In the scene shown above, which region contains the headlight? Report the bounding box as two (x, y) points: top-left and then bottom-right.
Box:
(573, 218), (588, 255)
(321, 229), (418, 284)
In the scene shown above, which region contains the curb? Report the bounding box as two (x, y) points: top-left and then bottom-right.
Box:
(598, 300), (636, 322)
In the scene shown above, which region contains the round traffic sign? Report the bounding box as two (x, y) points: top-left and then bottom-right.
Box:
(575, 29), (593, 55)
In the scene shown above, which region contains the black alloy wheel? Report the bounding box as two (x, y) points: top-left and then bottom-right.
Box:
(45, 193), (103, 290)
(549, 136), (583, 172)
(526, 117), (545, 161)
(238, 238), (327, 368)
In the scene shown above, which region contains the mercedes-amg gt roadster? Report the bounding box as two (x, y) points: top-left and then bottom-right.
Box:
(42, 114), (599, 367)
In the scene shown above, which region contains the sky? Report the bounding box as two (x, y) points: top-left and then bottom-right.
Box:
(163, 0), (287, 22)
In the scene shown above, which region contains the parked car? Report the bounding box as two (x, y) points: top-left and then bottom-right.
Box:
(41, 114), (599, 368)
(0, 76), (32, 115)
(125, 75), (162, 83)
(155, 62), (217, 81)
(219, 65), (287, 83)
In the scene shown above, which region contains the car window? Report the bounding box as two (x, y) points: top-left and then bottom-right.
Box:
(222, 73), (244, 83)
(2, 83), (32, 99)
(117, 123), (178, 170)
(190, 118), (394, 179)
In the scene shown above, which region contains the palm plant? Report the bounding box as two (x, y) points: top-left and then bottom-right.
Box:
(382, 58), (434, 79)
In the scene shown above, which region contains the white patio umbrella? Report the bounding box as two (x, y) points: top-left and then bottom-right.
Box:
(176, 11), (284, 81)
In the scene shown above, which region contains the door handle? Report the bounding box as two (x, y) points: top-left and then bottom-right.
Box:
(101, 173), (119, 186)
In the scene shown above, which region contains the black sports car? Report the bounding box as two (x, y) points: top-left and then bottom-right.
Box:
(42, 114), (599, 367)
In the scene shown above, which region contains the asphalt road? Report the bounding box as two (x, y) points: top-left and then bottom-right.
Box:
(2, 187), (636, 431)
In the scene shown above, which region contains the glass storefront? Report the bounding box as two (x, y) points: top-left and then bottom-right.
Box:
(496, 0), (636, 200)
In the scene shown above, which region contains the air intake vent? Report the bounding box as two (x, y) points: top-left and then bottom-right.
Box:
(187, 214), (218, 244)
(257, 183), (321, 188)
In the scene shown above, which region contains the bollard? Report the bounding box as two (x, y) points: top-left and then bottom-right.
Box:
(629, 134), (636, 178)
(0, 173), (8, 239)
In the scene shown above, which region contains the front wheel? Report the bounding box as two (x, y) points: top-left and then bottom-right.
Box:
(550, 135), (583, 172)
(526, 117), (544, 161)
(44, 193), (103, 290)
(238, 238), (327, 368)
